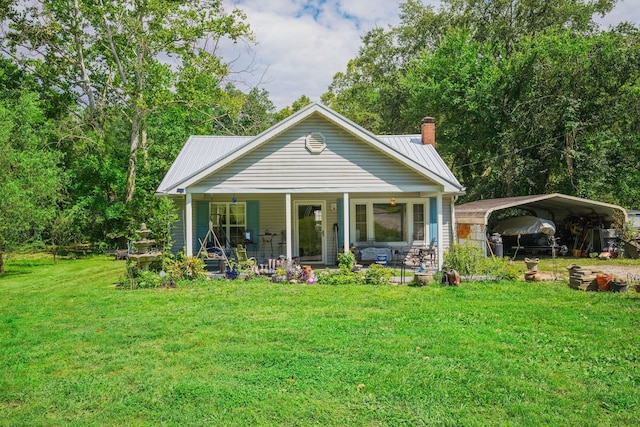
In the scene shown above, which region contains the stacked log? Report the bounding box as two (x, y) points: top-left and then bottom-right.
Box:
(567, 264), (598, 291)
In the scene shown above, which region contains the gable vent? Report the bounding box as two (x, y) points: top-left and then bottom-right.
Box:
(305, 132), (326, 154)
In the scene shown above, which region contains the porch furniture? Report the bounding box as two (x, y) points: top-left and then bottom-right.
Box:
(235, 244), (257, 272)
(375, 254), (389, 267)
(404, 238), (437, 270)
(359, 247), (393, 264)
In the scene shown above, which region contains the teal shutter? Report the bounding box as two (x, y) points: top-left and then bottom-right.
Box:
(337, 198), (344, 248)
(195, 201), (210, 254)
(429, 197), (438, 245)
(246, 201), (259, 252)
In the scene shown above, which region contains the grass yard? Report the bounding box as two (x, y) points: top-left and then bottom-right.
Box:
(1, 255), (640, 426)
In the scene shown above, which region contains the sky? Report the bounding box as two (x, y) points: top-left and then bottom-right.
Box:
(221, 0), (640, 110)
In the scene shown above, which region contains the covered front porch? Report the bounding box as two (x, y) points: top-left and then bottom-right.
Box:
(177, 191), (450, 269)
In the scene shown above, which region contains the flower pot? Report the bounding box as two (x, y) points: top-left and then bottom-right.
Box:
(413, 272), (432, 286)
(524, 258), (540, 272)
(609, 281), (627, 293)
(524, 271), (541, 281)
(596, 274), (612, 292)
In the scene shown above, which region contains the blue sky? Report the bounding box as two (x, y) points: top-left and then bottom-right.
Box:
(222, 0), (640, 110)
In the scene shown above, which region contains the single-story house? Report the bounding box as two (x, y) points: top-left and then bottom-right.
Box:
(156, 103), (465, 267)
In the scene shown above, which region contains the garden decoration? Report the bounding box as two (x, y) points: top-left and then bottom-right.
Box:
(127, 223), (162, 271)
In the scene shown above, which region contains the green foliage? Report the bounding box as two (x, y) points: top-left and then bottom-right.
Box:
(315, 268), (364, 286)
(148, 197), (179, 257)
(165, 253), (206, 281)
(324, 0), (640, 209)
(337, 251), (356, 271)
(123, 265), (163, 290)
(364, 263), (395, 285)
(442, 242), (484, 278)
(315, 261), (394, 286)
(479, 256), (522, 281)
(4, 255), (640, 425)
(0, 85), (66, 272)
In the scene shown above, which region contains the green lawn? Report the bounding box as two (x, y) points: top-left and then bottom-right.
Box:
(1, 255), (640, 426)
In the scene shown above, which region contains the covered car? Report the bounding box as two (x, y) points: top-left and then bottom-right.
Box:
(493, 215), (556, 236)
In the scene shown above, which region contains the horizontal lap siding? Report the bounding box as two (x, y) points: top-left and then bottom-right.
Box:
(194, 115), (430, 192)
(256, 194), (287, 256)
(172, 197), (186, 253)
(443, 196), (452, 252)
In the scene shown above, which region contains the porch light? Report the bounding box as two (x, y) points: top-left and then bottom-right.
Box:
(232, 196), (237, 205)
(390, 197), (396, 206)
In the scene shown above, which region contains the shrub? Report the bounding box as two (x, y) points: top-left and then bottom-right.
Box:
(315, 269), (364, 286)
(364, 263), (394, 285)
(165, 253), (206, 280)
(121, 259), (162, 289)
(442, 242), (484, 278)
(479, 256), (521, 281)
(338, 251), (355, 271)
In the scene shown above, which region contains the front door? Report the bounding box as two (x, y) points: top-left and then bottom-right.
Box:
(296, 202), (324, 264)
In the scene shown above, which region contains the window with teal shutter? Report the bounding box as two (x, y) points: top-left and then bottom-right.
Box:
(246, 201), (259, 252)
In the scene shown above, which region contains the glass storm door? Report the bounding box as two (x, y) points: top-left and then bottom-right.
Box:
(297, 203), (324, 263)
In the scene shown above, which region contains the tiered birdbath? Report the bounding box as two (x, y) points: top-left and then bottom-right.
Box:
(127, 223), (162, 270)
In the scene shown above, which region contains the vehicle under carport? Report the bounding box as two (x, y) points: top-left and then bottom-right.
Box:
(455, 193), (627, 257)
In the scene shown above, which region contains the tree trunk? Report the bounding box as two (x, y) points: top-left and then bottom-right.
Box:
(124, 111), (141, 203)
(565, 130), (576, 190)
(0, 250), (4, 274)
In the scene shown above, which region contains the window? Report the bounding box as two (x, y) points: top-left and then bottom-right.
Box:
(413, 204), (425, 241)
(351, 199), (430, 244)
(373, 203), (406, 242)
(210, 202), (246, 246)
(355, 204), (367, 242)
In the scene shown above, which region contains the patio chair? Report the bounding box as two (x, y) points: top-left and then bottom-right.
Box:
(235, 243), (257, 272)
(425, 238), (437, 265)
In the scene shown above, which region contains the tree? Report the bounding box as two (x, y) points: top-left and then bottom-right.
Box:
(401, 26), (640, 205)
(322, 0), (640, 208)
(0, 90), (66, 273)
(1, 0), (254, 204)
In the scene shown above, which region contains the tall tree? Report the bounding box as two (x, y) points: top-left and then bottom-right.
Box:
(0, 61), (66, 272)
(1, 0), (253, 203)
(402, 26), (640, 205)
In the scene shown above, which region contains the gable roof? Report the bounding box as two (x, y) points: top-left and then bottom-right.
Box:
(157, 103), (464, 194)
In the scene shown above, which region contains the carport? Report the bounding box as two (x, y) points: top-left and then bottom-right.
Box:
(455, 193), (627, 256)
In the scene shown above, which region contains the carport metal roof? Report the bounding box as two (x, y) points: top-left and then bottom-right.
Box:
(456, 193), (626, 226)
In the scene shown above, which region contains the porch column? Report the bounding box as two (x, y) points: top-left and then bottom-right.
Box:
(343, 192), (350, 254)
(286, 193), (292, 260)
(437, 193), (443, 269)
(185, 193), (193, 257)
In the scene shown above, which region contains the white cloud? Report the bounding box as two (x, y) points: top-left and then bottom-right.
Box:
(221, 0), (640, 110)
(221, 0), (402, 109)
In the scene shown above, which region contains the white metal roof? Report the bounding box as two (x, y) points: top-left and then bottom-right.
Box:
(157, 136), (251, 193)
(456, 193), (627, 226)
(157, 103), (464, 194)
(377, 135), (460, 188)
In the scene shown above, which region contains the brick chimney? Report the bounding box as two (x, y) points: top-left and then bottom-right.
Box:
(421, 116), (435, 147)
